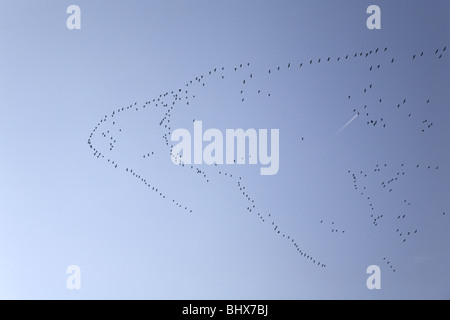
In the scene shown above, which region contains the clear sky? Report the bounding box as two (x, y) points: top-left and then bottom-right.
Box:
(0, 0), (449, 299)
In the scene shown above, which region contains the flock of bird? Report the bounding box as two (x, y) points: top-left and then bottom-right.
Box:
(347, 47), (447, 132)
(320, 220), (346, 235)
(88, 43), (448, 271)
(348, 161), (442, 243)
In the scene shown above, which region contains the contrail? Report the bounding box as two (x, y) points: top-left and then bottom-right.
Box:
(335, 114), (358, 136)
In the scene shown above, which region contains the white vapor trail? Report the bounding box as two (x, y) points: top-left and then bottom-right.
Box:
(335, 114), (358, 136)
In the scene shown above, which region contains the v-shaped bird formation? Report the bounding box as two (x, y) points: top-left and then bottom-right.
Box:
(88, 44), (449, 271)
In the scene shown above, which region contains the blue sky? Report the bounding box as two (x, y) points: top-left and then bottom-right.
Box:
(0, 0), (449, 299)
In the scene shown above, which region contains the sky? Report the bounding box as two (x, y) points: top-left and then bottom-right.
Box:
(0, 0), (449, 300)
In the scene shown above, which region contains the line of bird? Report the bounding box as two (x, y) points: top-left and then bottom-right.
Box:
(382, 257), (397, 273)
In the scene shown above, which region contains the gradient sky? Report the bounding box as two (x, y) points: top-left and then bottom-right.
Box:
(0, 0), (449, 299)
